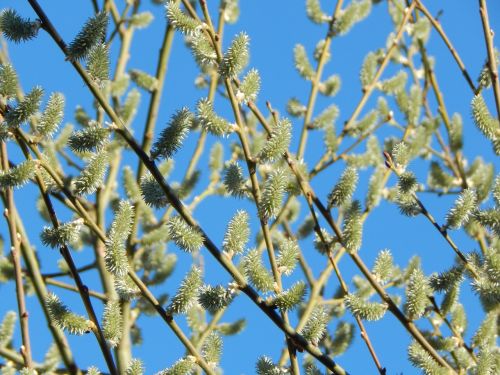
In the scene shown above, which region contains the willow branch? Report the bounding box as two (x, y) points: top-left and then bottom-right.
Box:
(15, 135), (118, 375)
(1, 142), (33, 369)
(415, 0), (477, 93)
(297, 0), (344, 159)
(478, 0), (500, 123)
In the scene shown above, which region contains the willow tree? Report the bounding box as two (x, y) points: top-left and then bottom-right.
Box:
(0, 0), (498, 374)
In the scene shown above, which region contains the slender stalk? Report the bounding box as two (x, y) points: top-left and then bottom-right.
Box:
(136, 17), (177, 179)
(7, 203), (81, 374)
(383, 153), (479, 280)
(302, 183), (385, 375)
(126, 272), (217, 375)
(15, 136), (118, 375)
(478, 0), (500, 123)
(297, 0), (344, 159)
(199, 2), (299, 372)
(341, 3), (416, 134)
(247, 101), (453, 370)
(44, 278), (108, 301)
(310, 116), (389, 177)
(414, 0), (477, 93)
(315, 196), (455, 372)
(0, 142), (33, 369)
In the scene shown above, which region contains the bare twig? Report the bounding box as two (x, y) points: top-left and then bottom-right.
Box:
(0, 142), (33, 369)
(478, 0), (500, 122)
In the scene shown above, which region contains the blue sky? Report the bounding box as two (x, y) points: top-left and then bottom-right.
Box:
(1, 0), (499, 374)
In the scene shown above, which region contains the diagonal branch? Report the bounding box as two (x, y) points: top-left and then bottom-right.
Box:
(478, 0), (500, 123)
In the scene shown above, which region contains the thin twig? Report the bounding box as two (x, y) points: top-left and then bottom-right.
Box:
(0, 142), (33, 369)
(478, 0), (500, 123)
(15, 134), (118, 375)
(297, 0), (345, 159)
(303, 185), (386, 375)
(415, 0), (477, 93)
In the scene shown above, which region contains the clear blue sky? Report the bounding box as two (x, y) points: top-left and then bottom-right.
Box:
(1, 0), (499, 374)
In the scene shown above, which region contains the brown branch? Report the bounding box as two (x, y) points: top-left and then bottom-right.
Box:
(0, 142), (33, 369)
(478, 0), (500, 123)
(415, 0), (477, 93)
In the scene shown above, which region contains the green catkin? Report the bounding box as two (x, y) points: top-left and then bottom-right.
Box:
(201, 332), (223, 366)
(105, 201), (133, 277)
(166, 1), (202, 35)
(0, 9), (40, 43)
(324, 123), (338, 153)
(471, 94), (499, 141)
(276, 238), (299, 275)
(168, 266), (202, 314)
(445, 188), (477, 229)
(259, 169), (288, 219)
(129, 12), (154, 29)
(258, 118), (292, 162)
(331, 321), (355, 356)
(130, 69), (158, 92)
(126, 359), (145, 375)
(237, 68), (261, 103)
(40, 219), (83, 249)
(219, 32), (249, 78)
(360, 52), (377, 87)
(120, 88), (141, 126)
(312, 104), (339, 129)
(190, 32), (217, 68)
(0, 311), (16, 346)
(472, 311), (497, 349)
(0, 160), (36, 190)
(271, 281), (306, 311)
(223, 162), (246, 198)
(287, 97), (307, 117)
(342, 200), (363, 253)
(87, 43), (110, 86)
(450, 113), (463, 152)
(151, 108), (193, 159)
(372, 249), (396, 284)
(328, 167), (358, 208)
(45, 293), (91, 335)
(140, 174), (168, 208)
(398, 171), (417, 194)
(37, 92), (65, 138)
(404, 267), (430, 320)
(243, 249), (274, 292)
(209, 142), (224, 176)
(222, 210), (250, 256)
(408, 341), (448, 375)
(73, 148), (109, 195)
(344, 293), (388, 321)
(380, 70), (407, 94)
(197, 98), (232, 136)
(166, 216), (204, 253)
(334, 0), (372, 36)
(102, 300), (123, 347)
(67, 12), (108, 61)
(5, 86), (43, 127)
(222, 0), (240, 24)
(294, 44), (315, 80)
(68, 123), (109, 153)
(198, 285), (232, 314)
(319, 74), (342, 96)
(306, 0), (330, 24)
(256, 356), (285, 375)
(156, 357), (196, 375)
(0, 63), (18, 98)
(87, 367), (102, 375)
(300, 306), (328, 345)
(429, 266), (464, 293)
